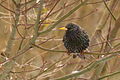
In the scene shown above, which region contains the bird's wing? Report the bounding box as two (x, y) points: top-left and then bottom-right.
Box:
(76, 30), (89, 43)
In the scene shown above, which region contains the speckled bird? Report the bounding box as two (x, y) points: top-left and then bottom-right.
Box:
(59, 23), (89, 59)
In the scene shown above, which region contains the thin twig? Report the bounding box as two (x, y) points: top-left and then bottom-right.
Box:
(98, 71), (120, 80)
(103, 0), (116, 20)
(38, 0), (89, 35)
(32, 43), (120, 55)
(55, 54), (117, 80)
(0, 1), (15, 13)
(29, 56), (70, 80)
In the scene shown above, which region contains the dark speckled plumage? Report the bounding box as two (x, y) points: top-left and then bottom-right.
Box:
(63, 23), (89, 58)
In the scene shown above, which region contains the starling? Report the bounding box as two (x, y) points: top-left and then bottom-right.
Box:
(59, 23), (89, 59)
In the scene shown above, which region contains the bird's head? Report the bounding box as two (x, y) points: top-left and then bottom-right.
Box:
(59, 23), (80, 31)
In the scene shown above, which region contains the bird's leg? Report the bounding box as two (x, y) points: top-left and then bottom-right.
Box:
(73, 55), (77, 58)
(67, 51), (71, 55)
(77, 51), (85, 59)
(67, 51), (77, 58)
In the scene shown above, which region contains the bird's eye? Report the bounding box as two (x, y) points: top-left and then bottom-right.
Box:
(67, 26), (73, 29)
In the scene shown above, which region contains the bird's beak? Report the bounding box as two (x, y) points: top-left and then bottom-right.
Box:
(59, 27), (67, 30)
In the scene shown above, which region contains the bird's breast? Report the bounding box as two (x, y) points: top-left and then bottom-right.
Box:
(65, 31), (79, 41)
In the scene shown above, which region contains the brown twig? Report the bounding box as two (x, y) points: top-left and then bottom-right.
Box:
(0, 0), (15, 13)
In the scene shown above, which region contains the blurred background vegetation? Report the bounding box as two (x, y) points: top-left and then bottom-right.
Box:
(0, 0), (120, 80)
